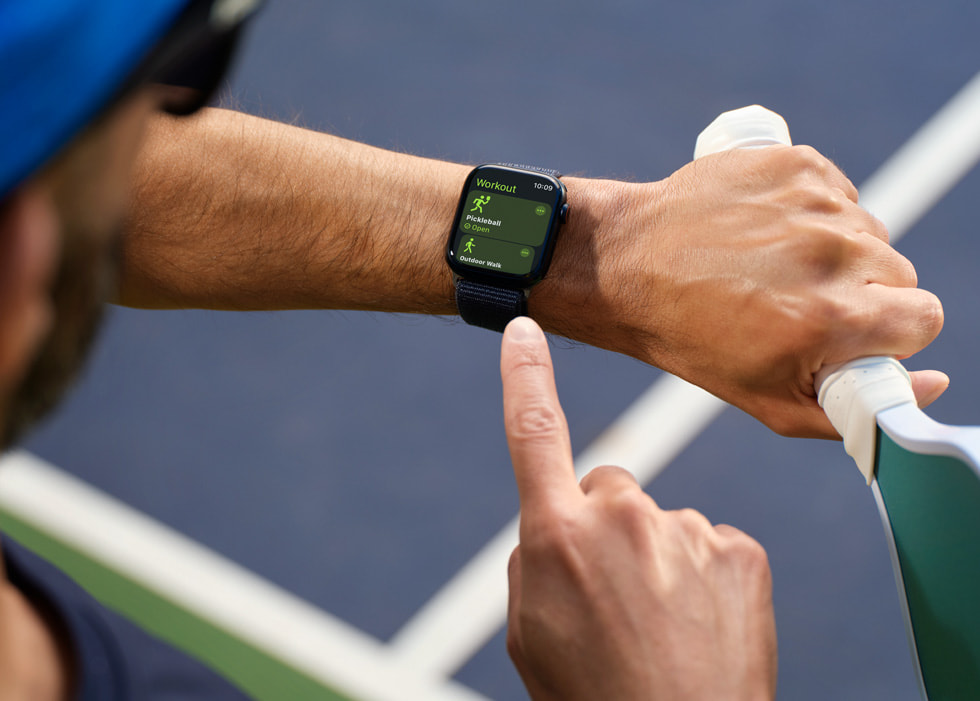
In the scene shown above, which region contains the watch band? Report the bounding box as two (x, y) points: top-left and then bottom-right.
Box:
(455, 279), (527, 333)
(497, 163), (561, 179)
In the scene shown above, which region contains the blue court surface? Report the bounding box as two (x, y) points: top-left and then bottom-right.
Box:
(19, 1), (980, 699)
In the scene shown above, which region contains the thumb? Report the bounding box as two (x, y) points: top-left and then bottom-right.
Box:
(909, 369), (949, 409)
(500, 317), (578, 512)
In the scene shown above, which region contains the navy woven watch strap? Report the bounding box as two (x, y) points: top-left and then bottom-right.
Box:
(455, 279), (527, 332)
(497, 163), (561, 179)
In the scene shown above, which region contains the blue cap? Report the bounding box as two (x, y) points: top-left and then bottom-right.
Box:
(0, 0), (190, 197)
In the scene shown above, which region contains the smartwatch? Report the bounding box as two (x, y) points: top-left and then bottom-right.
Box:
(445, 164), (568, 332)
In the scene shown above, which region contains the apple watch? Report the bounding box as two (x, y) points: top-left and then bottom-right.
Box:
(445, 163), (568, 332)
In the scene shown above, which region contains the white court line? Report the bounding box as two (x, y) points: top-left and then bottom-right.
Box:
(859, 70), (980, 238)
(0, 452), (486, 701)
(386, 69), (980, 681)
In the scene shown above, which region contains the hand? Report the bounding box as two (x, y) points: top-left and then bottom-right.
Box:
(540, 146), (946, 437)
(501, 317), (777, 701)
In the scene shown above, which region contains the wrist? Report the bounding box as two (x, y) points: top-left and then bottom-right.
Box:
(530, 176), (670, 361)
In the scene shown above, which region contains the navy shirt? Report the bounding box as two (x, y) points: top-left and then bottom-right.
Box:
(3, 537), (252, 700)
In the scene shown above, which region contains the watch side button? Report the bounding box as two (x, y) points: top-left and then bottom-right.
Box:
(559, 203), (569, 223)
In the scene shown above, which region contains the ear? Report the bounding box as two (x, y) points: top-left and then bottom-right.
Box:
(0, 186), (59, 395)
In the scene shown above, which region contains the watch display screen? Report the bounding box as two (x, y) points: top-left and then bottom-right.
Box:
(447, 165), (566, 284)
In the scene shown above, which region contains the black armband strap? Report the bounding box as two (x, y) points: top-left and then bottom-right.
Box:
(454, 280), (527, 333)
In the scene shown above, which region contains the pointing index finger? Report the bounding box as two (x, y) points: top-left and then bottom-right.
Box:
(501, 317), (580, 511)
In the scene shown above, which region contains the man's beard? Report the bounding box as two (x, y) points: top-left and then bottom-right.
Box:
(1, 225), (119, 450)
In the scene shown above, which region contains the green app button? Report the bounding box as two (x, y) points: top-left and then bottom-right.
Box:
(455, 234), (535, 275)
(460, 191), (551, 247)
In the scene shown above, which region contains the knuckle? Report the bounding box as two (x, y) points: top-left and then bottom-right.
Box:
(584, 463), (633, 483)
(525, 510), (580, 554)
(508, 344), (549, 373)
(606, 486), (654, 523)
(738, 533), (770, 564)
(789, 145), (833, 179)
(866, 213), (890, 243)
(670, 507), (714, 536)
(895, 253), (918, 287)
(581, 466), (659, 532)
(827, 186), (851, 213)
(579, 464), (640, 495)
(780, 143), (823, 169)
(509, 399), (565, 442)
(918, 292), (945, 339)
(716, 525), (772, 572)
(929, 294), (945, 330)
(738, 539), (772, 582)
(793, 144), (835, 174)
(798, 184), (848, 215)
(521, 512), (596, 583)
(778, 145), (858, 200)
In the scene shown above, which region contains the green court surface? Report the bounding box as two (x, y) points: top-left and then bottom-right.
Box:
(0, 509), (352, 701)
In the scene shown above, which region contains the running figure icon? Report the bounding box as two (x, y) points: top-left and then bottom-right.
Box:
(470, 195), (490, 213)
(463, 237), (476, 254)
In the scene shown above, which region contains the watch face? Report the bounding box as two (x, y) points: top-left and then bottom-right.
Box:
(446, 165), (567, 287)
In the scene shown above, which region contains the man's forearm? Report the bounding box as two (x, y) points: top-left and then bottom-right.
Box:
(123, 108), (471, 313)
